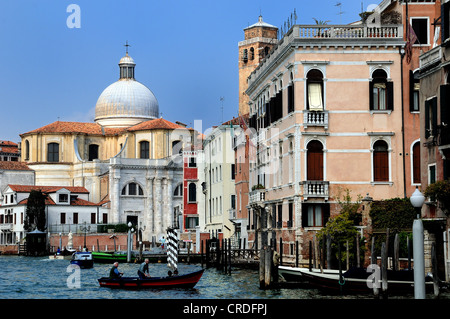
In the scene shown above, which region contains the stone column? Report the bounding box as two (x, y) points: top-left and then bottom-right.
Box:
(154, 177), (162, 237)
(145, 176), (154, 239)
(166, 177), (173, 229)
(111, 171), (121, 224)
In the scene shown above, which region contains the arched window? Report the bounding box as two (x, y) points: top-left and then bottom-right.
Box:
(307, 69), (324, 111)
(140, 141), (149, 159)
(188, 182), (196, 202)
(88, 144), (99, 161)
(250, 47), (255, 60)
(121, 182), (144, 196)
(173, 184), (183, 196)
(25, 140), (30, 161)
(242, 49), (248, 63)
(307, 140), (323, 181)
(172, 140), (182, 155)
(373, 140), (389, 182)
(370, 69), (393, 111)
(47, 143), (59, 162)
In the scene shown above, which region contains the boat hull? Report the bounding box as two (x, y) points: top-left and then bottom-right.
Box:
(92, 252), (133, 263)
(98, 269), (204, 289)
(70, 252), (94, 269)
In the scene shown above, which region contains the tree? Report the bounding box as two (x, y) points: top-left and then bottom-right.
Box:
(24, 190), (47, 231)
(424, 180), (450, 216)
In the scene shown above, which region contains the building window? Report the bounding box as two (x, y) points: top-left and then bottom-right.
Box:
(231, 195), (236, 210)
(25, 140), (30, 160)
(188, 157), (196, 167)
(411, 17), (429, 46)
(242, 49), (248, 63)
(412, 141), (421, 184)
(73, 212), (78, 224)
(188, 182), (196, 202)
(47, 143), (59, 162)
(302, 203), (329, 227)
(288, 73), (295, 113)
(103, 213), (108, 224)
(172, 140), (182, 155)
(373, 140), (389, 182)
(88, 144), (99, 161)
(173, 184), (183, 197)
(140, 141), (149, 159)
(425, 97), (437, 138)
(121, 183), (144, 196)
(307, 69), (324, 111)
(60, 213), (66, 224)
(428, 164), (436, 185)
(250, 47), (255, 60)
(307, 140), (324, 181)
(370, 69), (393, 111)
(410, 71), (420, 112)
(277, 203), (283, 228)
(59, 194), (68, 203)
(91, 213), (96, 224)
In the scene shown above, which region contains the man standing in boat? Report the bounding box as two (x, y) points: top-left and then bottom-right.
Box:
(137, 258), (151, 279)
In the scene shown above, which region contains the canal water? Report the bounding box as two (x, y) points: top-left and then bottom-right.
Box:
(1, 255), (449, 302)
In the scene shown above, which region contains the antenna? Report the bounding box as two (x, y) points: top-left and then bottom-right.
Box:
(335, 2), (345, 24)
(220, 97), (225, 123)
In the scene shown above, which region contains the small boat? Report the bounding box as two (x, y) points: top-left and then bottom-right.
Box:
(98, 269), (204, 289)
(91, 251), (134, 263)
(70, 251), (94, 269)
(279, 265), (435, 295)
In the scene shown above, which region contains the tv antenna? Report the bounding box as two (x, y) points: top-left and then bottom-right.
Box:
(335, 2), (345, 24)
(220, 97), (225, 123)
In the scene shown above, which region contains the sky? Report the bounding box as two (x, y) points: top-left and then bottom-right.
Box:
(0, 0), (376, 143)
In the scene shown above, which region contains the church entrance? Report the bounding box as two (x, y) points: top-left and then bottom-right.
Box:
(126, 215), (138, 229)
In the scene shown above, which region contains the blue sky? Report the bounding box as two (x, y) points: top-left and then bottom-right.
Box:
(0, 0), (374, 142)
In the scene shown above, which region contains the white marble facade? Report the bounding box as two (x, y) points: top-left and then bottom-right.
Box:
(109, 156), (183, 241)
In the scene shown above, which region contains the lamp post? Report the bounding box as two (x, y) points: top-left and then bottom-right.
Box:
(81, 221), (90, 251)
(127, 222), (133, 263)
(410, 187), (426, 299)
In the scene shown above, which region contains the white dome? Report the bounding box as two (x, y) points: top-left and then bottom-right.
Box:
(94, 54), (159, 127)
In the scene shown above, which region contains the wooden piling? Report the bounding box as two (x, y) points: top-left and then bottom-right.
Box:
(259, 248), (265, 289)
(309, 241), (313, 271)
(346, 240), (349, 270)
(326, 235), (332, 269)
(279, 237), (283, 266)
(393, 233), (399, 272)
(295, 241), (299, 268)
(432, 242), (440, 297)
(371, 236), (379, 297)
(201, 240), (204, 268)
(338, 241), (343, 294)
(407, 236), (412, 271)
(381, 242), (388, 296)
(228, 238), (232, 275)
(322, 234), (326, 272)
(264, 246), (272, 289)
(356, 233), (360, 268)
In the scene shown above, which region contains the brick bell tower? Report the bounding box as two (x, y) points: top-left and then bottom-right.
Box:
(238, 15), (278, 116)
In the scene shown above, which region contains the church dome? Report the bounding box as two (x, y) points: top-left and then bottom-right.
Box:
(94, 53), (159, 128)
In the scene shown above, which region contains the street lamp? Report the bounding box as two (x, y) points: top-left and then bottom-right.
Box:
(410, 187), (426, 299)
(81, 221), (90, 251)
(127, 222), (133, 263)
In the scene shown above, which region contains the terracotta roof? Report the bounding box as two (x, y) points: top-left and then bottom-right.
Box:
(127, 118), (193, 132)
(17, 196), (98, 206)
(20, 121), (125, 136)
(0, 161), (32, 171)
(0, 141), (18, 146)
(8, 185), (89, 194)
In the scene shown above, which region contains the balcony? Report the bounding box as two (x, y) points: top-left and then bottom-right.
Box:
(304, 110), (328, 129)
(0, 223), (13, 232)
(249, 189), (266, 208)
(303, 181), (329, 200)
(419, 46), (442, 70)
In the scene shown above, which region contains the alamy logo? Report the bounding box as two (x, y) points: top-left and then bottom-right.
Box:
(67, 264), (81, 288)
(66, 4), (81, 29)
(366, 264), (381, 289)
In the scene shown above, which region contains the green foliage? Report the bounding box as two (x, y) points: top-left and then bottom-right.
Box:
(316, 188), (363, 266)
(24, 190), (47, 232)
(369, 198), (416, 233)
(424, 180), (450, 215)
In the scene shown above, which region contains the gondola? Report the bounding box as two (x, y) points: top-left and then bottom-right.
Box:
(98, 269), (204, 289)
(91, 251), (134, 263)
(279, 265), (435, 295)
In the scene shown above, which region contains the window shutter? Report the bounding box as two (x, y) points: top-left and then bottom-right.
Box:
(442, 3), (450, 43)
(369, 80), (374, 110)
(409, 71), (415, 112)
(440, 84), (450, 126)
(386, 81), (394, 110)
(432, 97), (438, 136)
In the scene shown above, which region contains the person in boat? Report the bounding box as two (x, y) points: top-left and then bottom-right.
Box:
(137, 258), (151, 279)
(109, 261), (123, 279)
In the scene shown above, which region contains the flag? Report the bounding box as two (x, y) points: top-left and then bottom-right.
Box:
(406, 22), (418, 64)
(166, 228), (178, 271)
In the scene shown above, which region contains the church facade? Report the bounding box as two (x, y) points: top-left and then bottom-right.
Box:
(19, 52), (197, 242)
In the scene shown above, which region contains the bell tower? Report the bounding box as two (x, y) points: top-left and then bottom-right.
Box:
(238, 15), (278, 116)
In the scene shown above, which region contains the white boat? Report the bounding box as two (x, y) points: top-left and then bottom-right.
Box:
(278, 265), (339, 281)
